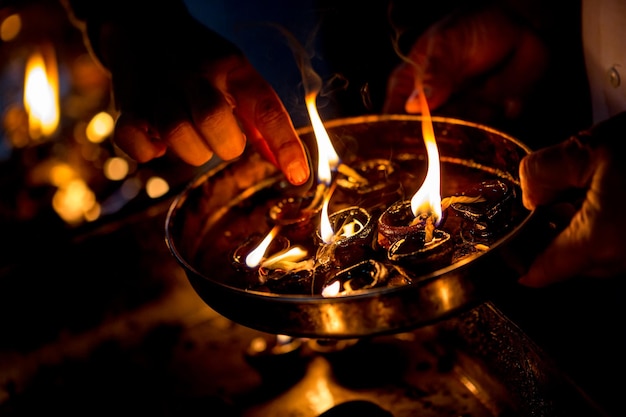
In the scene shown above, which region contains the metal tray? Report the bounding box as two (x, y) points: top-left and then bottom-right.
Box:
(165, 114), (537, 338)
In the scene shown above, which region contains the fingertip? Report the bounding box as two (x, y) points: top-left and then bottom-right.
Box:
(114, 120), (168, 163)
(285, 158), (310, 186)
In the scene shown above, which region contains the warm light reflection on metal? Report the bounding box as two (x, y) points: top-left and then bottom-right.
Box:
(320, 304), (346, 333)
(23, 48), (59, 140)
(0, 14), (21, 42)
(436, 280), (452, 311)
(305, 366), (335, 415)
(103, 156), (129, 181)
(145, 176), (169, 198)
(409, 82), (442, 224)
(86, 111), (114, 143)
(458, 374), (480, 397)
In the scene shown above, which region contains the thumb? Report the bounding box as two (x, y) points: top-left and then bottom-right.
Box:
(519, 137), (594, 210)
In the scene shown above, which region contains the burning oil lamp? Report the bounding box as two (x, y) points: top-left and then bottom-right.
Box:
(448, 179), (515, 242)
(377, 81), (445, 252)
(315, 205), (375, 270)
(320, 259), (410, 297)
(387, 227), (453, 272)
(231, 226), (291, 274)
(267, 192), (322, 244)
(335, 159), (403, 215)
(232, 223), (320, 294)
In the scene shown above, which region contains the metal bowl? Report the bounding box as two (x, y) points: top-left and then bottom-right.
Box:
(165, 114), (536, 338)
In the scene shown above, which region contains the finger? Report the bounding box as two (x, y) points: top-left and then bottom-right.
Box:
(161, 120), (214, 166)
(151, 88), (214, 166)
(401, 8), (531, 116)
(114, 113), (167, 162)
(228, 64), (310, 186)
(519, 137), (593, 210)
(186, 79), (247, 162)
(517, 194), (626, 287)
(383, 63), (415, 113)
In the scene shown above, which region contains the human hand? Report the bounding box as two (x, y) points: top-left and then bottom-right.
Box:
(383, 6), (549, 124)
(518, 112), (626, 287)
(85, 4), (310, 186)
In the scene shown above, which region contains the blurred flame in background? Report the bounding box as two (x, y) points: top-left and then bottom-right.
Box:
(23, 47), (59, 140)
(0, 2), (194, 232)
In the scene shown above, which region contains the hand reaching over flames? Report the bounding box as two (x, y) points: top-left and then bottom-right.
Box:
(518, 112), (626, 287)
(63, 0), (310, 186)
(383, 5), (548, 125)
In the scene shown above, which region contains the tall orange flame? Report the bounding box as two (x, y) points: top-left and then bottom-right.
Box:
(278, 25), (340, 242)
(409, 80), (442, 225)
(389, 19), (443, 225)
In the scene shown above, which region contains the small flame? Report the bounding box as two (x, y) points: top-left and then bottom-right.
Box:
(321, 204), (365, 245)
(23, 47), (59, 140)
(321, 280), (341, 297)
(260, 245), (309, 270)
(409, 82), (442, 225)
(319, 182), (336, 244)
(245, 225), (281, 268)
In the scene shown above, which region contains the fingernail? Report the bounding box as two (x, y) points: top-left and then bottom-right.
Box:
(286, 160), (309, 185)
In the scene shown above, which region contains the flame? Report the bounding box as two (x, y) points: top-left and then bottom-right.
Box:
(306, 93), (339, 186)
(23, 47), (59, 140)
(319, 182), (337, 244)
(260, 245), (309, 270)
(409, 82), (442, 225)
(276, 25), (341, 243)
(388, 17), (443, 225)
(245, 225), (281, 268)
(321, 280), (340, 297)
(307, 89), (338, 244)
